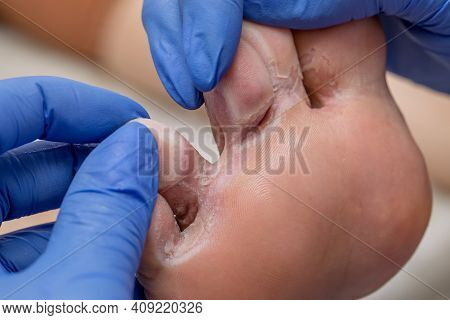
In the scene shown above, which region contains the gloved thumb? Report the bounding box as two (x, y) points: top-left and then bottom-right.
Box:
(7, 122), (158, 299)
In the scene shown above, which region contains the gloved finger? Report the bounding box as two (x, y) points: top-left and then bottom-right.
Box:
(0, 224), (53, 274)
(381, 15), (450, 94)
(0, 141), (93, 224)
(0, 76), (149, 155)
(142, 0), (204, 109)
(379, 0), (450, 94)
(181, 0), (243, 92)
(381, 0), (450, 34)
(243, 0), (378, 29)
(244, 0), (450, 32)
(11, 122), (158, 299)
(0, 223), (146, 297)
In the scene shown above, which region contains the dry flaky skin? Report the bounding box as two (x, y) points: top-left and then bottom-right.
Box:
(138, 19), (431, 299)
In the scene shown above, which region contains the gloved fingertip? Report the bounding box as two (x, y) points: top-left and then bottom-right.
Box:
(178, 91), (205, 110)
(181, 0), (243, 93)
(108, 92), (150, 121)
(185, 25), (240, 93)
(186, 45), (223, 92)
(164, 78), (204, 110)
(152, 55), (204, 109)
(134, 105), (151, 119)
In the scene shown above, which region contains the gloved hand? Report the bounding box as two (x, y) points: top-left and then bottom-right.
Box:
(0, 224), (146, 299)
(0, 76), (158, 299)
(142, 0), (450, 109)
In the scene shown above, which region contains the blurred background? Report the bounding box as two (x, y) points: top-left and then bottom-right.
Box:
(0, 0), (449, 299)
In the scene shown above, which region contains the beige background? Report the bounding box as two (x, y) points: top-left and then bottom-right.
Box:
(0, 20), (449, 299)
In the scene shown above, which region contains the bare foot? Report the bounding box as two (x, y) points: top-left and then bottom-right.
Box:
(137, 19), (431, 299)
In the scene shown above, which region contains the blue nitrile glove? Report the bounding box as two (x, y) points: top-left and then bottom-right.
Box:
(0, 224), (146, 299)
(142, 0), (449, 109)
(0, 76), (158, 299)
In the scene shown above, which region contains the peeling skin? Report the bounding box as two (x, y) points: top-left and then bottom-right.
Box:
(138, 19), (431, 299)
(240, 24), (306, 119)
(300, 50), (340, 108)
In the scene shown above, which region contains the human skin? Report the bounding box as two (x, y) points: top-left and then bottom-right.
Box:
(0, 1), (432, 298)
(135, 19), (431, 299)
(0, 0), (115, 57)
(2, 0), (448, 191)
